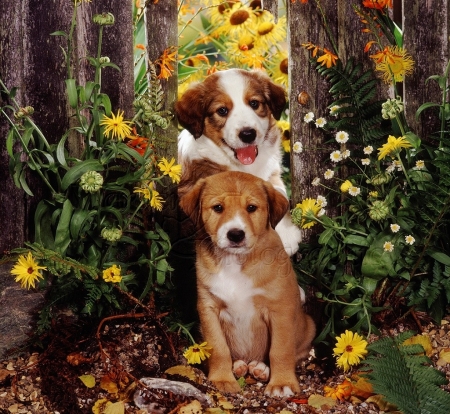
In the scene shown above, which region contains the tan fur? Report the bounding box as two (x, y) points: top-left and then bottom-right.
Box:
(179, 171), (315, 396)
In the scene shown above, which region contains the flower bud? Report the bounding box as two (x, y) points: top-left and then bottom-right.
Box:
(367, 172), (391, 185)
(93, 12), (115, 26)
(99, 56), (110, 64)
(368, 200), (390, 221)
(79, 171), (104, 193)
(291, 206), (303, 226)
(14, 106), (34, 119)
(340, 180), (352, 193)
(101, 227), (122, 242)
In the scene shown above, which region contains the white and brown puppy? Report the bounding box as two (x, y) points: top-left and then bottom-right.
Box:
(175, 68), (302, 255)
(179, 171), (315, 397)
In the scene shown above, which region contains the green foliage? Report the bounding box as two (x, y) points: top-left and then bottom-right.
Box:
(314, 57), (388, 144)
(294, 4), (450, 343)
(361, 331), (450, 414)
(1, 4), (177, 330)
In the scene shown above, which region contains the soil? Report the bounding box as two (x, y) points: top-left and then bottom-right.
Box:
(1, 310), (450, 414)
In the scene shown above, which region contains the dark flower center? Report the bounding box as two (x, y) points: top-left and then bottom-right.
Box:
(230, 10), (250, 25)
(345, 345), (353, 352)
(280, 58), (288, 74)
(27, 267), (34, 274)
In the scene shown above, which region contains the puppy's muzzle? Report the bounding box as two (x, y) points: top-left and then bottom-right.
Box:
(227, 228), (245, 246)
(239, 128), (256, 144)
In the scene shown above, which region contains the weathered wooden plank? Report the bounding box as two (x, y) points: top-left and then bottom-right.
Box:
(262, 0), (278, 21)
(403, 0), (450, 139)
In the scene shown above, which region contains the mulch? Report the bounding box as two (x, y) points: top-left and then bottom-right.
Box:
(1, 311), (450, 414)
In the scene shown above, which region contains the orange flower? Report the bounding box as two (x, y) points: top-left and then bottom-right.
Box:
(156, 47), (177, 80)
(324, 379), (353, 402)
(362, 0), (393, 9)
(135, 44), (146, 51)
(126, 128), (151, 156)
(317, 48), (338, 68)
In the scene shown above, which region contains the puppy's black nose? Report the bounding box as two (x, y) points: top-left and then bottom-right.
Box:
(227, 229), (245, 243)
(238, 128), (256, 143)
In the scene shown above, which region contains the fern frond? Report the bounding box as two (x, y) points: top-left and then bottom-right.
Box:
(362, 332), (450, 414)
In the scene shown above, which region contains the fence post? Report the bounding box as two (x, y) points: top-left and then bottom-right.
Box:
(403, 0), (450, 138)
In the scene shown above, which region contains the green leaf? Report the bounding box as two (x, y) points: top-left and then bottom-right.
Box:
(97, 93), (111, 115)
(362, 277), (379, 295)
(34, 200), (55, 249)
(56, 132), (70, 167)
(50, 30), (68, 37)
(54, 199), (74, 255)
(19, 168), (34, 196)
(343, 235), (369, 247)
(61, 159), (103, 191)
(427, 250), (450, 266)
(65, 79), (78, 109)
(404, 131), (421, 149)
(415, 102), (440, 120)
(6, 129), (15, 157)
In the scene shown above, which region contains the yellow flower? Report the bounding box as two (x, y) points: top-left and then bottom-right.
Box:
(11, 252), (47, 289)
(255, 16), (287, 49)
(266, 51), (288, 88)
(134, 186), (165, 211)
(183, 342), (212, 365)
(292, 198), (322, 229)
(377, 135), (413, 160)
(333, 330), (368, 372)
(277, 120), (290, 153)
(370, 46), (414, 83)
(100, 110), (133, 141)
(340, 180), (352, 193)
(226, 34), (265, 69)
(102, 264), (122, 283)
(212, 3), (256, 38)
(158, 157), (182, 184)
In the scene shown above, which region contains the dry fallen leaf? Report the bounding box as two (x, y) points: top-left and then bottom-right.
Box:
(402, 334), (433, 356)
(100, 374), (119, 394)
(178, 399), (202, 414)
(104, 401), (125, 414)
(436, 348), (450, 367)
(165, 365), (198, 382)
(308, 394), (336, 410)
(78, 374), (96, 388)
(366, 394), (398, 411)
(351, 376), (374, 399)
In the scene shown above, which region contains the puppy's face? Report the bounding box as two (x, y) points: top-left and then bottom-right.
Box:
(179, 172), (289, 254)
(175, 69), (286, 166)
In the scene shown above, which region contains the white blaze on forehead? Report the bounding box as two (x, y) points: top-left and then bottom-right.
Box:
(216, 213), (246, 249)
(217, 71), (270, 149)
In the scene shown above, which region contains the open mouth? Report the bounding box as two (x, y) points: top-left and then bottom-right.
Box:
(222, 140), (258, 165)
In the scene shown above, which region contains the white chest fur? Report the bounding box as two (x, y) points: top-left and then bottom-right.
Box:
(209, 255), (263, 336)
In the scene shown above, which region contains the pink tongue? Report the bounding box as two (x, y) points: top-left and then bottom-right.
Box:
(236, 145), (257, 165)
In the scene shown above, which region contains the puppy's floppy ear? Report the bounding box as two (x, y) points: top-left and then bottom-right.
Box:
(179, 178), (206, 226)
(266, 81), (287, 120)
(174, 83), (206, 138)
(263, 181), (290, 228)
(251, 70), (286, 120)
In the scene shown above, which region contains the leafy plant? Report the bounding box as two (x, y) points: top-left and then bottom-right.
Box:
(1, 2), (177, 331)
(361, 331), (450, 414)
(292, 1), (450, 341)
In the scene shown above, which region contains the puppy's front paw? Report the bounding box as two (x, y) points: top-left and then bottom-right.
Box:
(211, 378), (242, 393)
(248, 360), (270, 382)
(232, 360), (248, 377)
(264, 384), (297, 398)
(275, 216), (302, 255)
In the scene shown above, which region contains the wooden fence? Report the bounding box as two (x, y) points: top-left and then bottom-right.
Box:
(1, 0), (449, 254)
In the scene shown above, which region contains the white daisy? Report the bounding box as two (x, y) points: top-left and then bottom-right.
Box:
(312, 177), (321, 186)
(329, 105), (340, 116)
(304, 112), (315, 123)
(383, 241), (394, 252)
(390, 224), (400, 233)
(315, 117), (327, 128)
(405, 235), (415, 245)
(317, 195), (327, 207)
(330, 150), (342, 162)
(335, 131), (349, 143)
(293, 141), (303, 153)
(363, 146), (374, 155)
(324, 169), (335, 179)
(349, 186), (361, 196)
(341, 149), (351, 159)
(361, 158), (370, 166)
(415, 160), (425, 170)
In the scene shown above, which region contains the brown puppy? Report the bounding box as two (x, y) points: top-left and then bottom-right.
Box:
(179, 171), (315, 397)
(176, 68), (302, 256)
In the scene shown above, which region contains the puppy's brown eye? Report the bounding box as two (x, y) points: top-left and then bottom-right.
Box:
(213, 204), (223, 213)
(247, 205), (257, 213)
(217, 107), (228, 116)
(249, 100), (259, 110)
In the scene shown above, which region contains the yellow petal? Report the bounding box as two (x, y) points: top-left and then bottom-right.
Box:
(104, 401), (125, 414)
(165, 365), (198, 382)
(78, 374), (96, 388)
